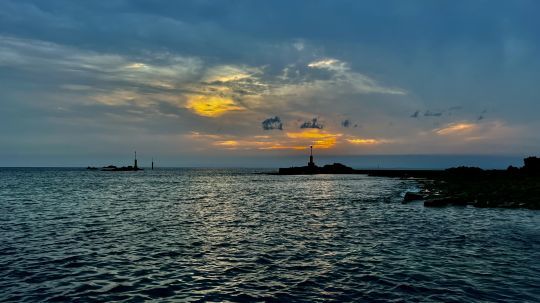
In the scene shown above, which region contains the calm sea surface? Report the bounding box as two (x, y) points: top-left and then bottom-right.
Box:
(1, 168), (539, 302)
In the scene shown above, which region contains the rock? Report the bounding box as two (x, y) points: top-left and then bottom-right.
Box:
(424, 197), (468, 207)
(403, 192), (424, 202)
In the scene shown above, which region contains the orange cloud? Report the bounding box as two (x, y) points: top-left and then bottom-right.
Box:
(347, 138), (385, 145)
(435, 122), (476, 135)
(215, 140), (240, 147)
(258, 144), (307, 150)
(191, 129), (343, 151)
(186, 95), (244, 117)
(286, 129), (342, 149)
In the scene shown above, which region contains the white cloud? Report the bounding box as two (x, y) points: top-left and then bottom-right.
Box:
(203, 65), (262, 83)
(307, 58), (406, 95)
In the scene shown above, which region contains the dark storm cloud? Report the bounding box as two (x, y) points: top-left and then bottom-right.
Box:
(262, 116), (283, 130)
(300, 118), (323, 129)
(3, 0), (539, 63)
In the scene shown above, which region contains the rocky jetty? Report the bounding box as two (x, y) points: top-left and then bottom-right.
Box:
(402, 158), (540, 209)
(403, 192), (424, 202)
(279, 162), (357, 175)
(275, 147), (540, 209)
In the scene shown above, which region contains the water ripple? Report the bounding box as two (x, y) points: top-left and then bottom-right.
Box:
(0, 168), (539, 302)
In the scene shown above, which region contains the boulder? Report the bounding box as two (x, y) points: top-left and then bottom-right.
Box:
(403, 192), (424, 202)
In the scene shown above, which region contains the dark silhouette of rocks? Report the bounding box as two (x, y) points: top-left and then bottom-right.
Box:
(101, 165), (142, 171)
(90, 152), (143, 172)
(424, 197), (468, 207)
(523, 156), (540, 174)
(403, 192), (424, 202)
(276, 150), (540, 209)
(418, 159), (540, 209)
(279, 162), (357, 175)
(445, 166), (484, 176)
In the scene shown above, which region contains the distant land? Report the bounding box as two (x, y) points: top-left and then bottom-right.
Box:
(0, 154), (526, 169)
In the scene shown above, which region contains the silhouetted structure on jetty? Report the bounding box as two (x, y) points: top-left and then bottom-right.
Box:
(275, 146), (455, 177)
(278, 146), (357, 175)
(308, 145), (315, 168)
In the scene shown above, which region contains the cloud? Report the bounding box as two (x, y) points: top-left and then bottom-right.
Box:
(306, 58), (406, 95)
(2, 0), (540, 163)
(434, 122), (476, 135)
(341, 119), (351, 127)
(185, 95), (244, 117)
(300, 117), (324, 129)
(293, 41), (305, 51)
(347, 138), (388, 145)
(286, 129), (342, 149)
(190, 129), (342, 150)
(262, 116), (283, 130)
(203, 65), (261, 83)
(477, 109), (487, 121)
(308, 58), (346, 72)
(424, 110), (443, 117)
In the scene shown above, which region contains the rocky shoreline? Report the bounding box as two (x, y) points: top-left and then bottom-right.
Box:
(275, 156), (540, 210)
(400, 166), (540, 210)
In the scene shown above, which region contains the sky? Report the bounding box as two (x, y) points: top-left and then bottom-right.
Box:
(1, 0), (539, 168)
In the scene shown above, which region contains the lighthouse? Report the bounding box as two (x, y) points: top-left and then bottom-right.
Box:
(308, 145), (315, 167)
(134, 151), (138, 169)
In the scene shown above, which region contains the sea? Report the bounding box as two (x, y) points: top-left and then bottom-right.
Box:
(1, 168), (539, 302)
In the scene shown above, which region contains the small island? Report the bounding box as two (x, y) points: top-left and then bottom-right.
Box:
(87, 152), (143, 171)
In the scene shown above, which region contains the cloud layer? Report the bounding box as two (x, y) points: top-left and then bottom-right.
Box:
(1, 0), (540, 165)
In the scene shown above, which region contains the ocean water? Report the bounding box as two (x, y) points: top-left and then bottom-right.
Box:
(1, 168), (539, 302)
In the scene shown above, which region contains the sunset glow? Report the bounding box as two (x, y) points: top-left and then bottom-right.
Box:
(347, 138), (385, 145)
(435, 123), (476, 135)
(186, 95), (244, 117)
(1, 1), (538, 166)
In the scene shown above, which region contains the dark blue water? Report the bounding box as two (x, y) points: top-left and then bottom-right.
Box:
(1, 168), (539, 302)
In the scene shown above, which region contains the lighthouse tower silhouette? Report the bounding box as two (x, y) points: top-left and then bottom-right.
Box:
(308, 145), (315, 167)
